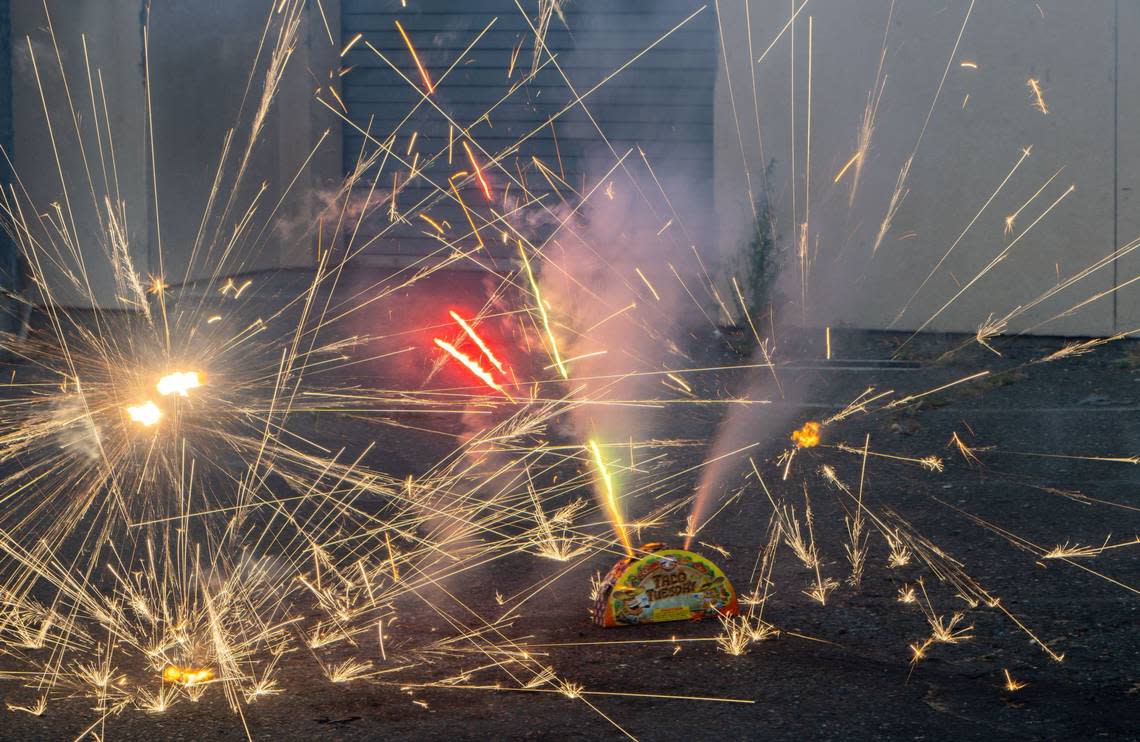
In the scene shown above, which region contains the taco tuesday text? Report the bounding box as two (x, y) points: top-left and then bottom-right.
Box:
(645, 572), (698, 602)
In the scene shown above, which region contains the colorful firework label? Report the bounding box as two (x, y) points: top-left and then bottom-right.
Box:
(593, 547), (739, 627)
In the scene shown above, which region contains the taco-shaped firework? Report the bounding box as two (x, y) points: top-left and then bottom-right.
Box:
(593, 543), (738, 627)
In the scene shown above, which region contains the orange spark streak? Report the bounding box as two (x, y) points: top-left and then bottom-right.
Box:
(462, 140), (493, 201)
(1027, 78), (1048, 114)
(433, 338), (510, 398)
(834, 152), (861, 183)
(395, 20), (434, 94)
(340, 32), (363, 58)
(449, 310), (505, 374)
(419, 213), (444, 234)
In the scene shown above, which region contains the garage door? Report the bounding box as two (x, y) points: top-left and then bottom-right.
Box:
(340, 0), (715, 263)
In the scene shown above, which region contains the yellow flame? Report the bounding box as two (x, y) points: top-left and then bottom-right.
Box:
(127, 401), (162, 427)
(156, 371), (202, 397)
(162, 665), (214, 685)
(587, 440), (633, 558)
(791, 421), (821, 449)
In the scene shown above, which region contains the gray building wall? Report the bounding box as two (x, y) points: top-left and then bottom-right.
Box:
(146, 0), (341, 283)
(714, 1), (1134, 337)
(11, 1), (151, 308)
(340, 0), (716, 265)
(8, 0), (342, 308)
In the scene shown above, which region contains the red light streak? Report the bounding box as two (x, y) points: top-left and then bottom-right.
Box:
(433, 338), (511, 399)
(449, 310), (505, 374)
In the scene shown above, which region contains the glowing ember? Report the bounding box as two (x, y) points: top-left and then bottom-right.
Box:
(791, 421), (822, 449)
(127, 401), (162, 427)
(1002, 668), (1028, 692)
(156, 370), (202, 397)
(162, 665), (215, 686)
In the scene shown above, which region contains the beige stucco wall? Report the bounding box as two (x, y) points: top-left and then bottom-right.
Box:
(11, 0), (341, 308)
(715, 0), (1127, 337)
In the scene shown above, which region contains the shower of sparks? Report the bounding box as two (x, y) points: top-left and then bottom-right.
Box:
(0, 1), (1135, 737)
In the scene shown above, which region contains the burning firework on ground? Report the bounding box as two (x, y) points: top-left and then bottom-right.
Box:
(0, 1), (1137, 740)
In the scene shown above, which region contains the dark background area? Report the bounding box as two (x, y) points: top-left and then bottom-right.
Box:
(0, 0), (21, 336)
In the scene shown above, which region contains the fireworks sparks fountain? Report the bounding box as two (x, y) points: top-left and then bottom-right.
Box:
(0, 1), (1137, 739)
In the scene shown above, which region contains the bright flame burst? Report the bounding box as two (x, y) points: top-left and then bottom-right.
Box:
(162, 666), (215, 686)
(126, 400), (163, 427)
(156, 370), (203, 397)
(791, 421), (822, 449)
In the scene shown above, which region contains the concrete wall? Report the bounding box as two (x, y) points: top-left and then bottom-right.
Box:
(11, 1), (151, 308)
(714, 1), (1131, 337)
(146, 0), (342, 283)
(9, 0), (341, 308)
